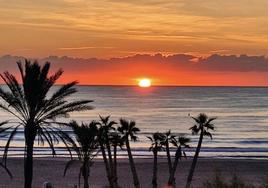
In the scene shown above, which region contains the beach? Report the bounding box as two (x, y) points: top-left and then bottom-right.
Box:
(0, 158), (267, 188)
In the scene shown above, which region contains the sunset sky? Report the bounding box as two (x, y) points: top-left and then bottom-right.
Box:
(1, 0), (268, 86)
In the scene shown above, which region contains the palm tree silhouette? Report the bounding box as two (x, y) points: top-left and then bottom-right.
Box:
(148, 132), (165, 188)
(161, 130), (176, 176)
(64, 121), (99, 188)
(185, 113), (216, 188)
(167, 136), (190, 187)
(0, 60), (93, 188)
(98, 115), (117, 188)
(118, 119), (141, 188)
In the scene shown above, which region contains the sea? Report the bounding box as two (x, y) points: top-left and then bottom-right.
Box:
(0, 86), (268, 159)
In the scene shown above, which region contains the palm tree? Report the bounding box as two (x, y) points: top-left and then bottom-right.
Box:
(148, 132), (165, 188)
(98, 115), (117, 188)
(185, 113), (216, 188)
(64, 121), (99, 188)
(167, 136), (190, 188)
(118, 119), (140, 188)
(0, 60), (93, 188)
(161, 130), (176, 176)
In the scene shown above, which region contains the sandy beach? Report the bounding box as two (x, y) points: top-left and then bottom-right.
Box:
(0, 157), (267, 188)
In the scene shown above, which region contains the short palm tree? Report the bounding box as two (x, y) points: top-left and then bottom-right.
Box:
(98, 115), (117, 188)
(64, 121), (99, 188)
(167, 136), (190, 187)
(185, 113), (216, 188)
(0, 60), (92, 188)
(118, 119), (140, 188)
(148, 132), (165, 188)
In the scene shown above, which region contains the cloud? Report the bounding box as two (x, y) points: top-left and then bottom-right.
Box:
(1, 0), (268, 59)
(1, 53), (268, 72)
(58, 46), (115, 50)
(1, 53), (268, 86)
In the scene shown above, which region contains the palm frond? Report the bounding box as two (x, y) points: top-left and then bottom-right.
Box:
(37, 127), (57, 156)
(0, 162), (12, 179)
(99, 115), (110, 125)
(205, 123), (215, 130)
(39, 100), (93, 121)
(206, 117), (217, 125)
(203, 130), (213, 139)
(0, 121), (11, 136)
(191, 116), (200, 124)
(63, 159), (80, 176)
(3, 125), (19, 165)
(189, 125), (199, 134)
(46, 126), (77, 159)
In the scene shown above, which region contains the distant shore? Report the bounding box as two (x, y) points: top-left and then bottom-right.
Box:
(0, 158), (267, 188)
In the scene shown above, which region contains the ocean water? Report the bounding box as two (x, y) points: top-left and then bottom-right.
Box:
(0, 86), (268, 159)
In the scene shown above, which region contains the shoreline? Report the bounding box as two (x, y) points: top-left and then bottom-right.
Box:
(1, 146), (268, 160)
(0, 157), (267, 188)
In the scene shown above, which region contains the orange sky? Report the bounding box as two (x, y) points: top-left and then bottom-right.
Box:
(1, 1), (268, 86)
(1, 54), (268, 86)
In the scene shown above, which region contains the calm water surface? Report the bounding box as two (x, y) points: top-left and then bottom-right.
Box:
(0, 86), (268, 159)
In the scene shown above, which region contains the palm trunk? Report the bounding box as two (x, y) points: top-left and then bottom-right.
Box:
(106, 135), (114, 176)
(126, 140), (140, 188)
(106, 136), (117, 188)
(82, 161), (89, 188)
(24, 125), (36, 188)
(100, 143), (113, 187)
(185, 128), (204, 188)
(166, 142), (172, 174)
(168, 146), (181, 188)
(113, 145), (118, 187)
(152, 148), (158, 188)
(24, 141), (34, 188)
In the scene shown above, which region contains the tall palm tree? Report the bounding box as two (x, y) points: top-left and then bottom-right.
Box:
(167, 136), (190, 188)
(185, 113), (216, 188)
(98, 115), (117, 188)
(64, 121), (99, 188)
(118, 119), (141, 188)
(148, 132), (165, 188)
(161, 130), (176, 176)
(0, 60), (92, 188)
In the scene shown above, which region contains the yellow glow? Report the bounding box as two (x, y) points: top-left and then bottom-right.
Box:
(138, 78), (151, 87)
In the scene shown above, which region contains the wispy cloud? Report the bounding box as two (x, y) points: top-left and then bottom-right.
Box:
(14, 48), (32, 51)
(1, 0), (268, 58)
(58, 46), (115, 50)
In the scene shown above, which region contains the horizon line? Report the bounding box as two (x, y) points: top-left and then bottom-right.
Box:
(62, 84), (268, 88)
(1, 83), (268, 88)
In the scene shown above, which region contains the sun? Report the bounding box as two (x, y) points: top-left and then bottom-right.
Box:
(138, 78), (151, 87)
